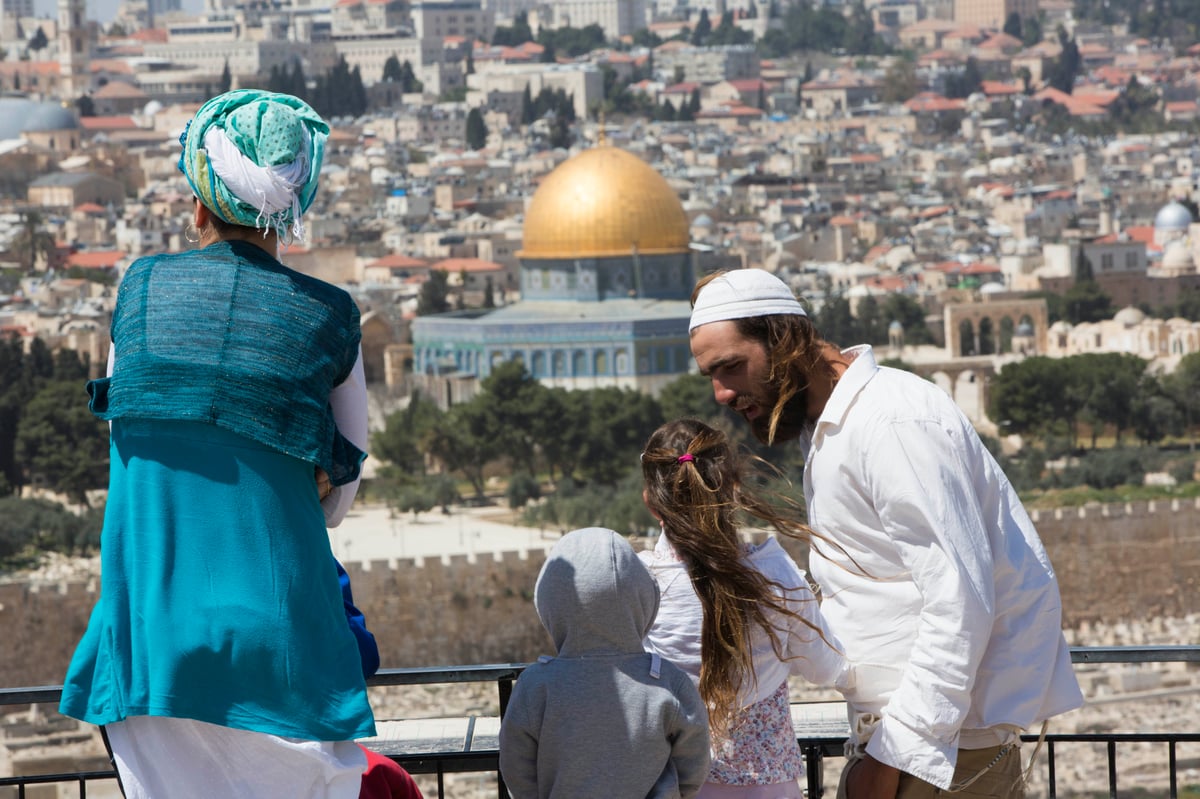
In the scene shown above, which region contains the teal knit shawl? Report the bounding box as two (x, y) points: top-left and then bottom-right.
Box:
(89, 240), (365, 485)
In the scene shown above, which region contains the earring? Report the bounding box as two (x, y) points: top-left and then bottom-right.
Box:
(184, 223), (201, 244)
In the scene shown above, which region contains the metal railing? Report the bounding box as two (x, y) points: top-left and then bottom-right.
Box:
(1, 647), (1198, 799)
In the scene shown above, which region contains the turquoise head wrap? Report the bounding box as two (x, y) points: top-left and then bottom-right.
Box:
(179, 89), (329, 239)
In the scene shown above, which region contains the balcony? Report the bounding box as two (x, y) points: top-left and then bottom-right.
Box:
(1, 646), (1198, 798)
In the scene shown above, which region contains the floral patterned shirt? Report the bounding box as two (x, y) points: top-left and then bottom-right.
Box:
(709, 681), (804, 785)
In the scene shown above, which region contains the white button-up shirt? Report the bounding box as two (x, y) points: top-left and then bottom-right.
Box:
(801, 345), (1082, 789)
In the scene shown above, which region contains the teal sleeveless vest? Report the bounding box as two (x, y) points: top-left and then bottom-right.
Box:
(88, 240), (366, 485)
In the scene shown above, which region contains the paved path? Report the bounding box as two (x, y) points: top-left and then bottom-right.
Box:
(328, 503), (561, 562)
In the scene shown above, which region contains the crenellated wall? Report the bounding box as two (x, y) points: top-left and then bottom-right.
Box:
(2, 498), (1199, 688)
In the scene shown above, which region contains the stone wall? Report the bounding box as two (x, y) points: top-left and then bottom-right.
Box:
(2, 498), (1199, 687)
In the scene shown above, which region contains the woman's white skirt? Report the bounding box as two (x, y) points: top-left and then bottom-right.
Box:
(105, 715), (367, 799)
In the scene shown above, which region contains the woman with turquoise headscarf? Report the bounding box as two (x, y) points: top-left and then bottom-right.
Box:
(59, 90), (376, 799)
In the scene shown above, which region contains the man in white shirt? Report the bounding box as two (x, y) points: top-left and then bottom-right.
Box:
(687, 268), (1083, 799)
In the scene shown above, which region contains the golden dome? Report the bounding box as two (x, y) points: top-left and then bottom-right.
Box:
(519, 146), (691, 259)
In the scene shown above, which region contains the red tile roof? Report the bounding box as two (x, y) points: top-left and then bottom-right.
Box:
(66, 250), (126, 269)
(431, 257), (503, 273)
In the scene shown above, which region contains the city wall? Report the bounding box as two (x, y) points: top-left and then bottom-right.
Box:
(2, 498), (1198, 688)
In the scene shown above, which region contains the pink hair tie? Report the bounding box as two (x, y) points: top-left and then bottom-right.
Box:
(677, 453), (695, 464)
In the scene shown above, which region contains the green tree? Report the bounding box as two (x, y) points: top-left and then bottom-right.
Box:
(483, 275), (496, 309)
(426, 398), (501, 497)
(577, 387), (663, 485)
(311, 56), (367, 118)
(1046, 26), (1081, 93)
(537, 24), (605, 58)
(393, 482), (435, 519)
(0, 496), (100, 562)
(417, 270), (451, 315)
(520, 83), (534, 124)
(881, 294), (934, 345)
(690, 10), (712, 44)
(1164, 352), (1200, 450)
(478, 360), (549, 474)
(507, 471), (540, 509)
(536, 388), (587, 483)
(813, 290), (861, 348)
(1003, 11), (1022, 38)
(989, 356), (1082, 443)
(855, 295), (887, 345)
(708, 11), (752, 46)
(219, 60), (232, 94)
(372, 391), (442, 474)
(1131, 388), (1181, 446)
(944, 57), (983, 99)
(841, 1), (881, 55)
(631, 28), (662, 48)
(1062, 280), (1114, 324)
(1021, 15), (1043, 47)
(15, 380), (109, 506)
(881, 53), (919, 103)
(11, 209), (56, 272)
(1071, 353), (1147, 446)
(382, 54), (404, 83)
(27, 27), (48, 52)
(492, 10), (534, 46)
(465, 106), (488, 150)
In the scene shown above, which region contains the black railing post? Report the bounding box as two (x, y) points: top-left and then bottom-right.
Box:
(498, 676), (514, 799)
(1107, 739), (1117, 798)
(1047, 740), (1056, 799)
(1169, 741), (1178, 799)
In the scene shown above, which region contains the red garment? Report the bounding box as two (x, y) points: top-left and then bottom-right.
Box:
(359, 745), (424, 799)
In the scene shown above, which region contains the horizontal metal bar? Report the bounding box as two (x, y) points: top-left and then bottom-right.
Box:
(0, 771), (116, 787)
(0, 685), (69, 704)
(1069, 645), (1200, 663)
(5, 646), (1196, 706)
(366, 663), (527, 687)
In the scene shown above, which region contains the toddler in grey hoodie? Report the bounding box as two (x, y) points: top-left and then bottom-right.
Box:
(499, 527), (711, 799)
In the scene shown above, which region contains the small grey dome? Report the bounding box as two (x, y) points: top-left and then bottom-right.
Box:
(1154, 200), (1193, 231)
(1016, 320), (1034, 336)
(0, 95), (79, 141)
(1114, 306), (1145, 327)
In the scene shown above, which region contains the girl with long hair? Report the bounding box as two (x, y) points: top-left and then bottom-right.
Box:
(639, 418), (853, 798)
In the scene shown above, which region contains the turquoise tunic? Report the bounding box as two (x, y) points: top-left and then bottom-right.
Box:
(60, 418), (376, 742)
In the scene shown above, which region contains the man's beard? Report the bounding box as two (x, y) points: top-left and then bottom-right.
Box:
(749, 382), (810, 446)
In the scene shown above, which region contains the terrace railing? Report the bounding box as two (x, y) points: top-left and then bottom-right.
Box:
(1, 646), (1197, 799)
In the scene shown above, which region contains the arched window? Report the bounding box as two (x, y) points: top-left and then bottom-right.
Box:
(594, 350), (608, 375)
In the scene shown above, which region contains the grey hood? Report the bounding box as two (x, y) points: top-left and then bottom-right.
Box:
(534, 527), (660, 657)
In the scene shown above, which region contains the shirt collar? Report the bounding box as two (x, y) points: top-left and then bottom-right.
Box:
(805, 344), (877, 447)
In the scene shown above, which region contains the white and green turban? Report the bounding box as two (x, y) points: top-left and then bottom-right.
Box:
(179, 89), (329, 240)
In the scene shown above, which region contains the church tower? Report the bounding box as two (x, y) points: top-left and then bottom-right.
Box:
(57, 0), (89, 100)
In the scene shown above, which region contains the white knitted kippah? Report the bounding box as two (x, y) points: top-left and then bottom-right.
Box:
(689, 269), (806, 332)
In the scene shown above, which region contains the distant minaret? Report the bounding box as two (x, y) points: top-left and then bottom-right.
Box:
(57, 0), (89, 100)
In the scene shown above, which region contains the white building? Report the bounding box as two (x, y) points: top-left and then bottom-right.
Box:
(538, 0), (648, 39)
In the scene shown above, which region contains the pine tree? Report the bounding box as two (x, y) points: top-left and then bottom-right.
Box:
(466, 107), (488, 150)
